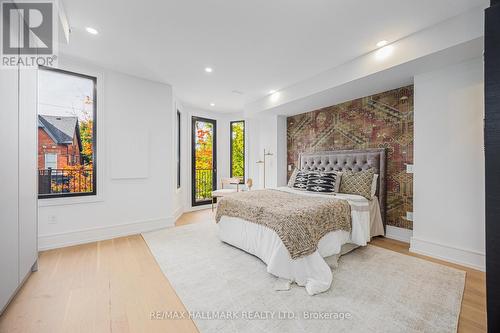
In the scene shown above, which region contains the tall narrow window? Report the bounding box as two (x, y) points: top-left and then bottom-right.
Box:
(176, 110), (181, 189)
(192, 117), (217, 206)
(230, 120), (245, 183)
(38, 67), (97, 198)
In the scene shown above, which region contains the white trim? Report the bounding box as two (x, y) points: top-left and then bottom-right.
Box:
(173, 206), (184, 222)
(58, 0), (71, 44)
(44, 152), (57, 169)
(38, 195), (104, 207)
(38, 217), (174, 251)
(186, 204), (212, 213)
(410, 237), (485, 271)
(385, 225), (413, 243)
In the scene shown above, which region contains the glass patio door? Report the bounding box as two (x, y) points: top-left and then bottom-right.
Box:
(191, 116), (217, 206)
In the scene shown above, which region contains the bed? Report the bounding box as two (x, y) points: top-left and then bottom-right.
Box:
(216, 149), (386, 295)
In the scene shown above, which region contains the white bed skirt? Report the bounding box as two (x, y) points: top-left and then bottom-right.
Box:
(218, 189), (384, 295)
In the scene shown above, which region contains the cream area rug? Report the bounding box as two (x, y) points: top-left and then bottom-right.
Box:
(142, 221), (465, 333)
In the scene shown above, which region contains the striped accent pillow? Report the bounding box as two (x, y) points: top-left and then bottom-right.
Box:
(306, 172), (338, 193)
(292, 170), (309, 190)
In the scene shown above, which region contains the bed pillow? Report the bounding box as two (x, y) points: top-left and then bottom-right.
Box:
(292, 170), (309, 190)
(339, 169), (375, 199)
(306, 171), (339, 193)
(287, 168), (299, 187)
(335, 172), (343, 192)
(371, 174), (379, 198)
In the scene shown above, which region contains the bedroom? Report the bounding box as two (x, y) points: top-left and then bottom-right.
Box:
(0, 0), (498, 332)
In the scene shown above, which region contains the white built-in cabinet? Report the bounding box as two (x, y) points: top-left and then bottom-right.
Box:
(0, 45), (38, 314)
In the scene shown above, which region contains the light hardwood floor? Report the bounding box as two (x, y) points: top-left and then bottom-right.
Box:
(0, 209), (486, 333)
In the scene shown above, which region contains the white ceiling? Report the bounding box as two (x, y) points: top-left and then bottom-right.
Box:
(60, 0), (485, 112)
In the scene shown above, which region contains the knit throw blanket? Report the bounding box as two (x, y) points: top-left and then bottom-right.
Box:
(215, 189), (351, 259)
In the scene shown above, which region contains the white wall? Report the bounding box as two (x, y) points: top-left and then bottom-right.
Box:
(38, 57), (176, 250)
(171, 98), (186, 221)
(411, 57), (485, 270)
(247, 114), (287, 189)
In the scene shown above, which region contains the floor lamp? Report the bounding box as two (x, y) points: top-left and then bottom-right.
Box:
(256, 149), (274, 188)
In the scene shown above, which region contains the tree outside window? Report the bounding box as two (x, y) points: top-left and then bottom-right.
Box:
(230, 121), (245, 183)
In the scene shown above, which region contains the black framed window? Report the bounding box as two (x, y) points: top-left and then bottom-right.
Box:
(192, 116), (217, 206)
(176, 110), (181, 189)
(37, 67), (97, 198)
(230, 120), (245, 184)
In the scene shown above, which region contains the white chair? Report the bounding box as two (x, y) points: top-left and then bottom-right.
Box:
(212, 177), (241, 211)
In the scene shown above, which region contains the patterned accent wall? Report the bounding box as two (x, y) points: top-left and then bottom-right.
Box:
(287, 85), (414, 229)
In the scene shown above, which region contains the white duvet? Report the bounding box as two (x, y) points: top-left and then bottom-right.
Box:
(217, 186), (384, 295)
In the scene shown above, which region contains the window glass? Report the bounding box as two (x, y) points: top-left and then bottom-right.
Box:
(230, 121), (245, 183)
(38, 68), (96, 198)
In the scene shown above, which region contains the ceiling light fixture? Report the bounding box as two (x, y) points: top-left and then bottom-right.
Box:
(205, 67), (213, 73)
(85, 27), (99, 35)
(270, 92), (280, 102)
(210, 102), (215, 107)
(376, 40), (388, 48)
(269, 90), (276, 94)
(374, 45), (394, 60)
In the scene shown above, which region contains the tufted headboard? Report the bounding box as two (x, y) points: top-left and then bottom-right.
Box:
(298, 148), (387, 229)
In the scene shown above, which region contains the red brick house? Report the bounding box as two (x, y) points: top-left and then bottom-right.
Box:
(38, 115), (83, 170)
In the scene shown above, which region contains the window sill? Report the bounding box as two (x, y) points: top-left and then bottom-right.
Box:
(38, 194), (103, 207)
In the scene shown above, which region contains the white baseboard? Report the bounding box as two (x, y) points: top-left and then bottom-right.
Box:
(38, 217), (174, 251)
(410, 237), (485, 271)
(385, 226), (413, 243)
(173, 206), (184, 222)
(185, 204), (212, 213)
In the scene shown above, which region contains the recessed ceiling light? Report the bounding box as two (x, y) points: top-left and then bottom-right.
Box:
(85, 27), (99, 35)
(210, 102), (215, 107)
(270, 92), (280, 102)
(376, 40), (388, 48)
(205, 67), (213, 73)
(374, 45), (394, 60)
(269, 90), (276, 94)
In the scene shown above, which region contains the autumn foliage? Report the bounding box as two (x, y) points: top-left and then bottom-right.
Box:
(80, 119), (93, 165)
(49, 97), (94, 194)
(49, 165), (93, 193)
(195, 123), (213, 170)
(194, 121), (214, 200)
